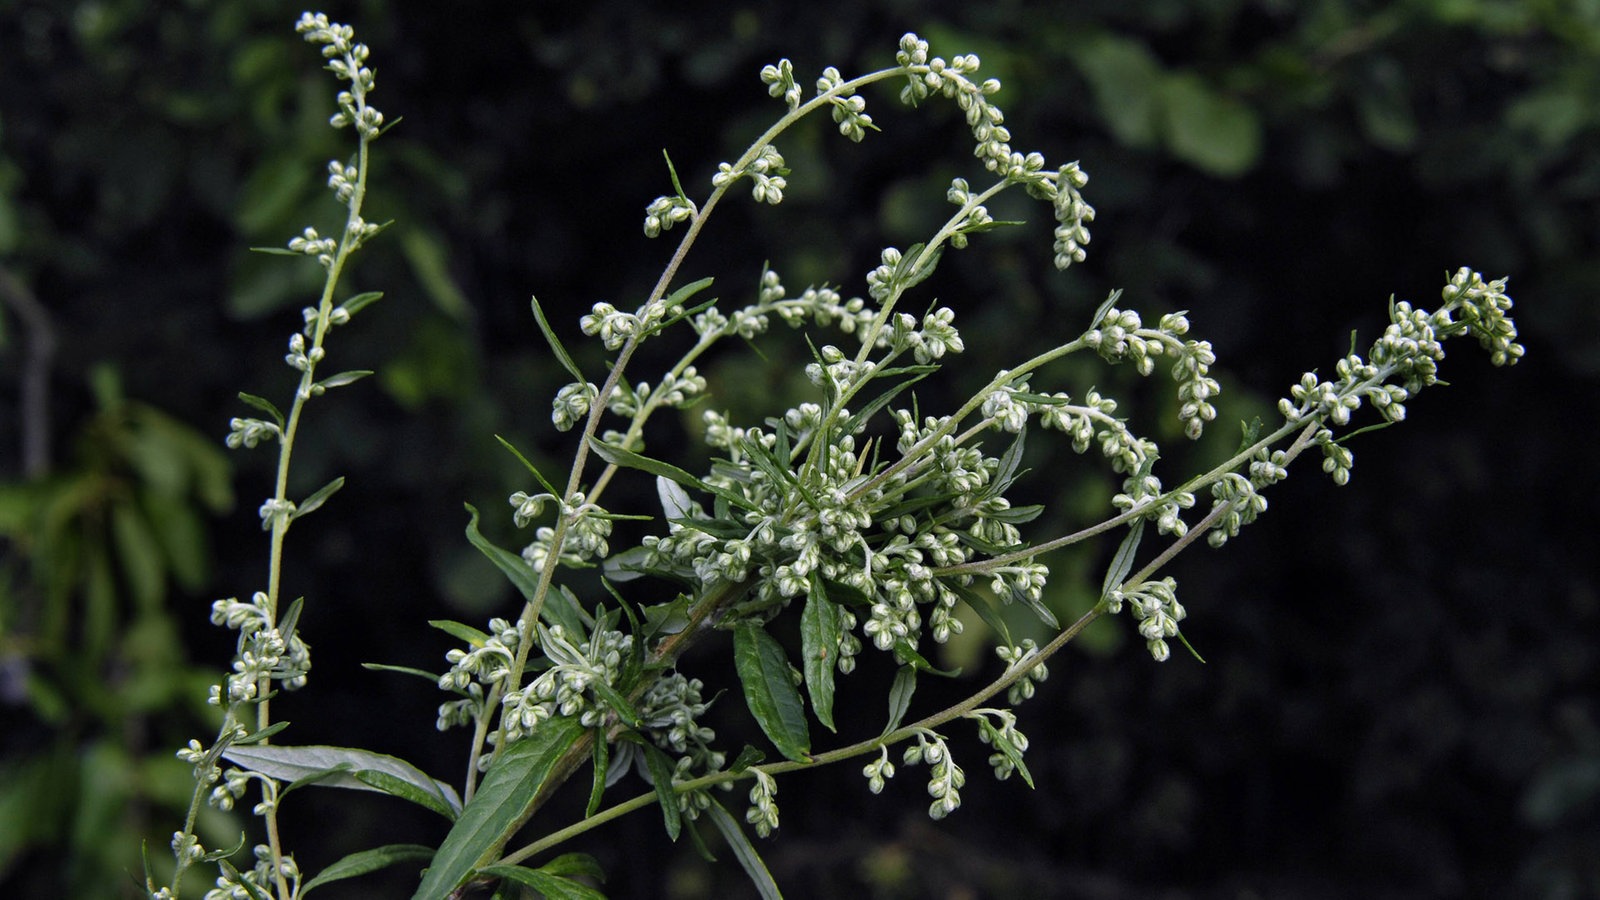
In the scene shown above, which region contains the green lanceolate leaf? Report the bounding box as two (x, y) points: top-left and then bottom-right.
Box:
(1088, 288), (1125, 329)
(883, 665), (917, 736)
(800, 575), (840, 733)
(663, 275), (716, 311)
(536, 853), (606, 880)
(947, 582), (1013, 648)
(362, 662), (443, 684)
(316, 369), (374, 391)
(733, 623), (811, 762)
(336, 290), (384, 317)
(707, 799), (783, 900)
(411, 715), (586, 899)
(641, 742), (684, 842)
(220, 744), (462, 817)
(495, 435), (562, 497)
(532, 294), (587, 383)
(586, 733), (608, 818)
(429, 618), (491, 648)
(1236, 416), (1264, 453)
(1102, 517), (1146, 600)
(892, 640), (961, 678)
(237, 392), (285, 430)
(355, 769), (459, 820)
(293, 476), (345, 520)
(475, 865), (608, 900)
(232, 721), (291, 746)
(587, 435), (753, 509)
(462, 503), (546, 610)
(300, 844), (435, 896)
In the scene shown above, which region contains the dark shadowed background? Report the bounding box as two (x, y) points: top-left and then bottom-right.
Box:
(2, 1), (1597, 897)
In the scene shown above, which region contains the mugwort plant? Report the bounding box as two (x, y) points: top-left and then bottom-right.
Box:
(151, 13), (1522, 899)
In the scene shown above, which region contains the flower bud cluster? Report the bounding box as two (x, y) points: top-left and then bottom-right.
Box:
(744, 769), (781, 838)
(996, 640), (1049, 705)
(816, 66), (875, 142)
(895, 34), (1009, 176)
(862, 746), (897, 794)
(970, 708), (1030, 782)
(1443, 268), (1522, 367)
(227, 417), (281, 449)
(302, 302), (351, 336)
(760, 58), (802, 110)
(903, 730), (966, 820)
(1033, 389), (1157, 475)
(713, 144), (788, 205)
(288, 226), (338, 269)
(296, 12), (385, 139)
(1278, 270), (1520, 461)
(1106, 577), (1185, 661)
(552, 381), (599, 431)
(607, 367), (707, 418)
(643, 193), (697, 238)
(640, 672), (723, 770)
(1049, 163), (1095, 270)
(1112, 470), (1196, 537)
(1205, 473), (1269, 549)
(498, 624), (632, 743)
(1086, 306), (1219, 438)
(944, 178), (996, 250)
(208, 592), (311, 704)
(518, 493), (614, 573)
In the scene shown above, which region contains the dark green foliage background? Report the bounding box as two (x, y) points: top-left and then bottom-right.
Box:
(1, 0), (1596, 897)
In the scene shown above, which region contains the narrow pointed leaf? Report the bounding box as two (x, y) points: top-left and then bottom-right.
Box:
(664, 275), (716, 310)
(476, 865), (608, 900)
(410, 715), (586, 899)
(891, 640), (961, 678)
(657, 475), (693, 520)
(1088, 288), (1125, 328)
(800, 575), (840, 732)
(1102, 518), (1145, 599)
(883, 666), (917, 736)
(706, 799), (783, 900)
(463, 503), (542, 607)
(586, 734), (608, 818)
(429, 618), (490, 648)
(300, 844), (435, 896)
(1235, 416), (1264, 453)
(362, 662), (443, 684)
(993, 428), (1027, 495)
(641, 743), (683, 842)
(531, 295), (586, 383)
(495, 435), (561, 497)
(218, 860), (274, 900)
(316, 369), (374, 390)
(585, 436), (705, 491)
(355, 769), (459, 820)
(221, 744), (461, 816)
(232, 721), (291, 746)
(336, 290), (384, 317)
(947, 583), (1013, 647)
(664, 149), (689, 199)
(238, 392), (285, 429)
(292, 476), (345, 520)
(537, 853), (606, 880)
(733, 624), (811, 762)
